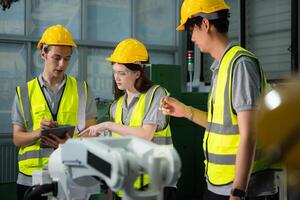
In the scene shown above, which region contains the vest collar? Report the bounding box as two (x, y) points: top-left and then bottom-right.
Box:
(210, 42), (235, 72)
(123, 91), (141, 109)
(38, 74), (66, 91)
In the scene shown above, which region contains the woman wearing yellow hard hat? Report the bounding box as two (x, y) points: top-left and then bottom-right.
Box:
(79, 38), (176, 200)
(161, 0), (281, 200)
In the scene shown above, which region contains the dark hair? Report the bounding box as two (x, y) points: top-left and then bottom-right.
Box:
(41, 45), (73, 54)
(42, 45), (51, 53)
(113, 60), (154, 99)
(185, 9), (230, 33)
(210, 10), (230, 33)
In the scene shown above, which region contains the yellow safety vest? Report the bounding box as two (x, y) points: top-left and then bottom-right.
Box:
(112, 85), (172, 196)
(16, 75), (87, 176)
(204, 45), (278, 185)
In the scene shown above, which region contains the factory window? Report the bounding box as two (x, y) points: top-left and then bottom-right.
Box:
(246, 0), (291, 80)
(86, 48), (114, 101)
(0, 43), (27, 133)
(86, 0), (131, 42)
(30, 0), (81, 39)
(0, 0), (24, 35)
(149, 51), (175, 65)
(135, 0), (176, 46)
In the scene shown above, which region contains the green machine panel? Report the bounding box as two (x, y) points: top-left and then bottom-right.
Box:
(96, 98), (112, 123)
(173, 93), (207, 199)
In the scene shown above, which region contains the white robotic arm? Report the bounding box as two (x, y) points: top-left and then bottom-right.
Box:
(28, 136), (181, 200)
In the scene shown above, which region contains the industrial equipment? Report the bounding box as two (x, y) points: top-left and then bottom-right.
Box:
(187, 50), (194, 92)
(256, 80), (300, 170)
(256, 78), (300, 200)
(25, 136), (181, 200)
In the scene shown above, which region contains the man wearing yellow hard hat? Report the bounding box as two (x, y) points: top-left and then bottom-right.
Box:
(11, 24), (97, 199)
(79, 38), (175, 200)
(162, 0), (280, 199)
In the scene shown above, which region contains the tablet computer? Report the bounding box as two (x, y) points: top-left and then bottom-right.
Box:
(40, 125), (75, 148)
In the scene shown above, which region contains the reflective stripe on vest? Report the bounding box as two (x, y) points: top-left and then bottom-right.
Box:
(16, 75), (87, 176)
(16, 86), (32, 130)
(112, 85), (172, 196)
(204, 149), (263, 165)
(204, 46), (269, 185)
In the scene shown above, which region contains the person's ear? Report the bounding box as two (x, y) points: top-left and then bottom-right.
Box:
(41, 51), (46, 59)
(202, 18), (210, 32)
(135, 70), (141, 80)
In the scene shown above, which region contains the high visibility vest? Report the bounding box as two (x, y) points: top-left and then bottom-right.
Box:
(16, 75), (87, 176)
(112, 85), (172, 196)
(204, 45), (278, 186)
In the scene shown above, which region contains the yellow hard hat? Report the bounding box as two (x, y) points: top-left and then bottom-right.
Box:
(37, 24), (77, 49)
(106, 38), (148, 64)
(177, 0), (230, 30)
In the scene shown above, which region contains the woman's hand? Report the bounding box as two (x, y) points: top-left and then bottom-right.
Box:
(79, 122), (110, 137)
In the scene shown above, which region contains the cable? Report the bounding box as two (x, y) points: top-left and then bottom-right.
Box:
(24, 182), (57, 200)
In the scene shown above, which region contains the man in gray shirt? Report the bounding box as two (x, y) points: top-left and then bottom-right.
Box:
(161, 0), (280, 200)
(11, 24), (97, 200)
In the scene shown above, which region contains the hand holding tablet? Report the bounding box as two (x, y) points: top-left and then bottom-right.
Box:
(40, 125), (75, 148)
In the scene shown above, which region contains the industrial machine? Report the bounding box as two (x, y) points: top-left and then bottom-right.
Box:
(256, 78), (300, 200)
(24, 136), (181, 200)
(256, 80), (300, 170)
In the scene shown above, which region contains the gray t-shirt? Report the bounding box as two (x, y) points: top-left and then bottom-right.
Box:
(110, 86), (168, 132)
(210, 43), (261, 113)
(11, 74), (97, 186)
(207, 43), (278, 197)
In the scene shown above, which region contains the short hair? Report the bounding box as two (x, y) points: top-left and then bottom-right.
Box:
(41, 44), (73, 54)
